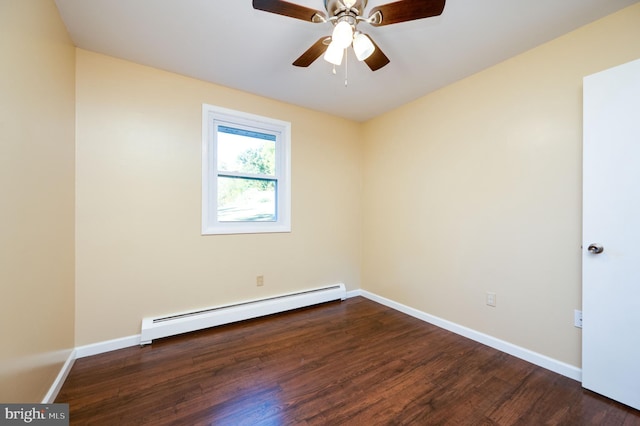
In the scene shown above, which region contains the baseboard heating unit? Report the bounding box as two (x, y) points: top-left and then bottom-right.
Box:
(140, 283), (346, 345)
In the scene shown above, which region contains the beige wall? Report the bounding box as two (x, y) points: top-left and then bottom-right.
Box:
(362, 3), (640, 367)
(0, 1), (76, 402)
(75, 50), (363, 345)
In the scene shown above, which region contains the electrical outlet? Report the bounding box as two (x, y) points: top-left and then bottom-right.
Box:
(486, 292), (496, 307)
(574, 309), (582, 328)
(256, 275), (264, 287)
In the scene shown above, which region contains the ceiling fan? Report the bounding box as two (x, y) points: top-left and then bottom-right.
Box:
(252, 0), (446, 71)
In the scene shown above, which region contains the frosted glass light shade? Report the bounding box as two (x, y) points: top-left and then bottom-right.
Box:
(332, 21), (353, 49)
(353, 32), (375, 61)
(323, 41), (344, 65)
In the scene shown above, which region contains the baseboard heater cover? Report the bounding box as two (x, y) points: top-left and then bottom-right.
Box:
(140, 283), (346, 345)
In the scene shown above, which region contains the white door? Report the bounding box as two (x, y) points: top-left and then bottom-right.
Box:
(582, 57), (640, 410)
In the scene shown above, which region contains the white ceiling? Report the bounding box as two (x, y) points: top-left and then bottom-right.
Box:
(54, 0), (638, 122)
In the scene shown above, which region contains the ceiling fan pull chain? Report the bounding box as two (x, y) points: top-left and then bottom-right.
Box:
(345, 48), (348, 87)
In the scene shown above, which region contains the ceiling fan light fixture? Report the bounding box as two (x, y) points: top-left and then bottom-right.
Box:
(323, 41), (344, 66)
(353, 32), (375, 61)
(331, 20), (354, 49)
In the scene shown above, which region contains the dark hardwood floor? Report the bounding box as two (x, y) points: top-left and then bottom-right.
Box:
(56, 297), (640, 425)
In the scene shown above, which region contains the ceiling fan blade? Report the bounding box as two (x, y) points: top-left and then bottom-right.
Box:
(253, 0), (327, 23)
(367, 0), (445, 26)
(364, 37), (390, 71)
(292, 37), (330, 67)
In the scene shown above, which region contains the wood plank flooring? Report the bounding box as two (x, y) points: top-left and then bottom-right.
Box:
(56, 297), (640, 425)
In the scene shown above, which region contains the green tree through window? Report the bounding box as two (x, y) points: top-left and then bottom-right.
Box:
(216, 126), (277, 222)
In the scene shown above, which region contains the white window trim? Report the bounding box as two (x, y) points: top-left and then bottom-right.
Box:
(202, 104), (291, 235)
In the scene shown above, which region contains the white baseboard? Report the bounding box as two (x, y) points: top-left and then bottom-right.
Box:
(42, 349), (76, 403)
(72, 290), (358, 360)
(44, 336), (141, 402)
(346, 289), (363, 298)
(74, 335), (141, 359)
(46, 288), (581, 402)
(359, 290), (582, 382)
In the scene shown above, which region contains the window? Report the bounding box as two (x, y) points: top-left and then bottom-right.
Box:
(202, 104), (291, 235)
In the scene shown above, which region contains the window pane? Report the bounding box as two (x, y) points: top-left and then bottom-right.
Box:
(217, 126), (276, 176)
(217, 176), (276, 222)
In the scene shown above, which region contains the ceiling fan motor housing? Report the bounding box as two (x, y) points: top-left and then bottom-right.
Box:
(325, 0), (367, 20)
